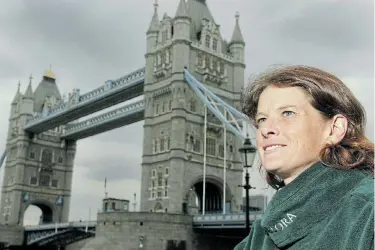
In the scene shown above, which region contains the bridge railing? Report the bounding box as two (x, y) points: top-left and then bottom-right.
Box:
(24, 220), (97, 231)
(62, 99), (145, 135)
(192, 212), (263, 223)
(25, 67), (146, 127)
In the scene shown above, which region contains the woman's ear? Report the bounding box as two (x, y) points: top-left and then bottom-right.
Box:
(326, 114), (348, 145)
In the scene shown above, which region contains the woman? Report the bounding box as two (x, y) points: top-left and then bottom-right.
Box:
(234, 65), (374, 250)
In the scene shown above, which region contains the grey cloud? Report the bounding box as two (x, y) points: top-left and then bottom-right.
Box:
(275, 1), (373, 51)
(237, 0), (373, 77)
(0, 0), (373, 223)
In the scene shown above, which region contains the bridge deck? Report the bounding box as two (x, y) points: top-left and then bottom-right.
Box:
(61, 100), (145, 140)
(24, 68), (145, 134)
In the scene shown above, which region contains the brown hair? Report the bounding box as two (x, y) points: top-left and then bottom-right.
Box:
(243, 65), (374, 189)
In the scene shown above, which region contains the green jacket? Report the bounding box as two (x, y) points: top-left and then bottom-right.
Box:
(234, 162), (374, 250)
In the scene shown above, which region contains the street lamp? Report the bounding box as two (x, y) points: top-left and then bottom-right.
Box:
(238, 137), (257, 234)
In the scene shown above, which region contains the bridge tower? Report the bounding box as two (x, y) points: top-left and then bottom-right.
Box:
(141, 0), (246, 214)
(0, 69), (76, 226)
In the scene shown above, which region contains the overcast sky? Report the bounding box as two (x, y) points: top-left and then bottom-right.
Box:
(0, 0), (373, 225)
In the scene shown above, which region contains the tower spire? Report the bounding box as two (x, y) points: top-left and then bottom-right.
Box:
(230, 12), (245, 45)
(175, 0), (188, 18)
(24, 74), (34, 99)
(147, 0), (160, 33)
(12, 81), (21, 104)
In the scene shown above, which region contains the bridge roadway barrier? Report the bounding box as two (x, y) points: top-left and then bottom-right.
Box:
(61, 99), (145, 140)
(24, 220), (97, 231)
(24, 67), (145, 134)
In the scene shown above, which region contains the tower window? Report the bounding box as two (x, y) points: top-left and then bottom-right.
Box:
(160, 138), (165, 151)
(51, 180), (58, 188)
(41, 149), (53, 167)
(197, 53), (204, 67)
(205, 35), (211, 47)
(167, 137), (171, 150)
(39, 174), (50, 187)
(213, 38), (218, 51)
(213, 60), (218, 71)
(219, 145), (224, 158)
(197, 31), (202, 41)
(190, 100), (196, 112)
(204, 56), (210, 68)
(58, 156), (63, 164)
(219, 62), (225, 74)
(193, 139), (201, 153)
(161, 53), (166, 64)
(30, 151), (35, 159)
(206, 138), (216, 156)
(158, 172), (163, 186)
(30, 177), (37, 185)
(154, 140), (158, 153)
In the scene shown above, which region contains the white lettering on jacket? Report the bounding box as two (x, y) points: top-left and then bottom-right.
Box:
(267, 213), (297, 233)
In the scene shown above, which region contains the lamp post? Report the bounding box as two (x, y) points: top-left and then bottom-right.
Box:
(239, 137), (257, 234)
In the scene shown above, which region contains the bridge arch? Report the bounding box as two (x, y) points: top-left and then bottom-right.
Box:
(22, 199), (56, 225)
(185, 175), (233, 214)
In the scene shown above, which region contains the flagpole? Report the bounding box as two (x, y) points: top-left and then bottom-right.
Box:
(223, 109), (227, 214)
(203, 103), (207, 215)
(104, 177), (108, 198)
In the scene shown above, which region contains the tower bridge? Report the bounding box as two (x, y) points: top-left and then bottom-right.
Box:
(0, 0), (269, 249)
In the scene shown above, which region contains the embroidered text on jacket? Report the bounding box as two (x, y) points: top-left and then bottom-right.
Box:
(267, 213), (297, 233)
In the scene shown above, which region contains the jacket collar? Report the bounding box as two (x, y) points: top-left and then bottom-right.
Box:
(260, 162), (368, 248)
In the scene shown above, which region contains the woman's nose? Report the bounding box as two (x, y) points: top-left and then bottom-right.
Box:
(260, 121), (280, 138)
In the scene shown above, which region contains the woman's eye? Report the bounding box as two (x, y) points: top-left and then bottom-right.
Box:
(283, 111), (295, 117)
(257, 118), (266, 124)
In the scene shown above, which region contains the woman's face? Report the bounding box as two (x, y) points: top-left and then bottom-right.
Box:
(255, 86), (331, 183)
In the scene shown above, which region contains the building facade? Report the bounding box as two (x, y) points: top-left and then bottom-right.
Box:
(0, 70), (76, 226)
(140, 0), (247, 215)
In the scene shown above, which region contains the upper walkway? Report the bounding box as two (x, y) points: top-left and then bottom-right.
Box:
(24, 67), (145, 134)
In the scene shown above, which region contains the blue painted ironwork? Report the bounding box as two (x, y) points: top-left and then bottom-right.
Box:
(192, 212), (263, 229)
(0, 150), (5, 169)
(61, 99), (145, 140)
(24, 221), (96, 246)
(24, 67), (146, 130)
(183, 69), (252, 141)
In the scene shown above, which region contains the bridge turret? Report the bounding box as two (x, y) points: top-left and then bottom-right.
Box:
(0, 68), (75, 228)
(172, 0), (191, 72)
(19, 76), (35, 130)
(7, 82), (23, 144)
(146, 0), (159, 53)
(229, 12), (245, 93)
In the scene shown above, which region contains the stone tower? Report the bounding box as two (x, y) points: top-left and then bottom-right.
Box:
(140, 0), (246, 214)
(0, 69), (76, 225)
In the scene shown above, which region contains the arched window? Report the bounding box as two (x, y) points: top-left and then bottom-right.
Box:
(190, 100), (196, 112)
(155, 202), (163, 212)
(41, 149), (53, 167)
